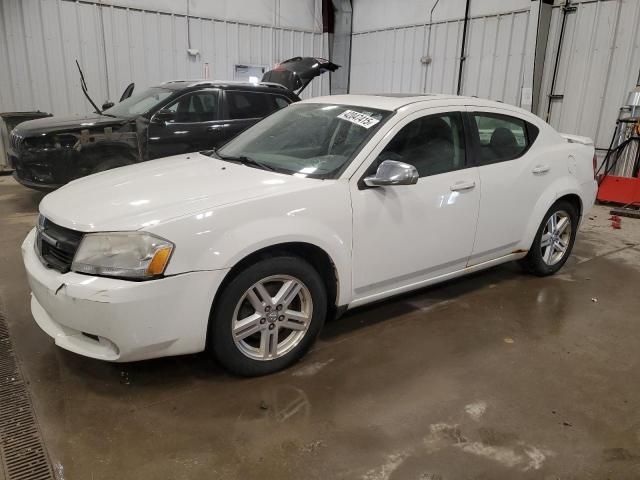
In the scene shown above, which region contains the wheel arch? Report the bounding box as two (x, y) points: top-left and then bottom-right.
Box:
(556, 192), (583, 219)
(521, 179), (586, 251)
(206, 241), (341, 347)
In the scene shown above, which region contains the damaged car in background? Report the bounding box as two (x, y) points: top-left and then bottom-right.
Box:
(8, 57), (338, 190)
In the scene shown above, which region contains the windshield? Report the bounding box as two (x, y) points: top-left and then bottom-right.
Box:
(215, 103), (391, 179)
(102, 87), (173, 117)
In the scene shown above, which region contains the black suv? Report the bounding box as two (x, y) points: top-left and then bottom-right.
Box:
(8, 81), (300, 190)
(9, 56), (340, 191)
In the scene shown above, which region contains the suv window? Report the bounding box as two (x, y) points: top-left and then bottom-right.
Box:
(226, 91), (287, 120)
(274, 96), (290, 109)
(165, 91), (217, 122)
(377, 112), (466, 178)
(472, 113), (538, 164)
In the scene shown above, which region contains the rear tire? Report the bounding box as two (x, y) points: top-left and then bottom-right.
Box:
(520, 200), (578, 276)
(210, 256), (327, 376)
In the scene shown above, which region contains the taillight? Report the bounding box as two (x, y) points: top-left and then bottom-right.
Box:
(593, 154), (597, 180)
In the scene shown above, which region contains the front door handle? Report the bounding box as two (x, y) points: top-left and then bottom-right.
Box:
(532, 164), (550, 174)
(450, 180), (476, 192)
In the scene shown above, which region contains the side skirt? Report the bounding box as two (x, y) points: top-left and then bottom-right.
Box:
(347, 252), (527, 310)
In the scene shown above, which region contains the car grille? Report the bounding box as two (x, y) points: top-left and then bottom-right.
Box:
(9, 131), (24, 153)
(36, 217), (84, 273)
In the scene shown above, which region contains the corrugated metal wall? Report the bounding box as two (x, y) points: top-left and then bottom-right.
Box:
(538, 0), (640, 150)
(349, 7), (533, 107)
(0, 0), (328, 116)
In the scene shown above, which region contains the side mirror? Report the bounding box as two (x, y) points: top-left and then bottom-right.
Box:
(364, 159), (418, 187)
(102, 101), (115, 110)
(151, 109), (176, 125)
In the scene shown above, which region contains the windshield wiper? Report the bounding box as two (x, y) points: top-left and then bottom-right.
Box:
(214, 151), (276, 172)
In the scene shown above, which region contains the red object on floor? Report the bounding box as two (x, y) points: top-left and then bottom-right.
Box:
(597, 175), (640, 204)
(609, 215), (622, 229)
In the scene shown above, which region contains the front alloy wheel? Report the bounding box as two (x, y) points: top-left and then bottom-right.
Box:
(210, 256), (327, 376)
(232, 275), (313, 361)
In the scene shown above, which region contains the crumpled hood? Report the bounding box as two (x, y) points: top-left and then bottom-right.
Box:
(14, 113), (127, 135)
(39, 153), (318, 232)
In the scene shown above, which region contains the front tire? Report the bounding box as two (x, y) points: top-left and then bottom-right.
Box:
(520, 200), (578, 276)
(210, 256), (327, 376)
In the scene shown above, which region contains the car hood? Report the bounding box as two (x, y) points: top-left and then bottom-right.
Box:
(14, 113), (128, 135)
(39, 153), (320, 232)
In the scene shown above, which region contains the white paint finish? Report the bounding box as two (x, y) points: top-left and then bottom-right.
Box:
(466, 105), (573, 263)
(0, 0), (327, 115)
(24, 95), (597, 362)
(349, 106), (481, 299)
(22, 228), (227, 361)
(40, 154), (328, 233)
(538, 0), (640, 149)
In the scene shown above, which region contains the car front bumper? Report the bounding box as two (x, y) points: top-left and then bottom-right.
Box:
(22, 228), (229, 362)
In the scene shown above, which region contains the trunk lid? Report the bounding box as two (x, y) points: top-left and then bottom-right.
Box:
(262, 57), (340, 95)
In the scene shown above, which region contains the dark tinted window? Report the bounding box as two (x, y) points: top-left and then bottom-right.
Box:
(472, 113), (538, 164)
(377, 112), (466, 178)
(226, 91), (282, 119)
(274, 96), (291, 109)
(166, 91), (217, 122)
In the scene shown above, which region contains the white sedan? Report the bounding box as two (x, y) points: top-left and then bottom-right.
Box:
(22, 94), (597, 376)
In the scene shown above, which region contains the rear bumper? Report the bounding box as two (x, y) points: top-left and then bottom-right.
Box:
(22, 228), (229, 362)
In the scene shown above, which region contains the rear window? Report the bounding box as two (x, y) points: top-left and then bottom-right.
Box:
(472, 112), (539, 165)
(225, 91), (287, 120)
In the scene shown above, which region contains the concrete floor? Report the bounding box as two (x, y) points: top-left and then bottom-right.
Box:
(1, 174), (640, 480)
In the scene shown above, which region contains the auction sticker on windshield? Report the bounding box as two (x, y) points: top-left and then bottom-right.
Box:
(337, 110), (380, 129)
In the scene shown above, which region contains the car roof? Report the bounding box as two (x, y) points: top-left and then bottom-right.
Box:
(157, 79), (292, 93)
(298, 93), (536, 119)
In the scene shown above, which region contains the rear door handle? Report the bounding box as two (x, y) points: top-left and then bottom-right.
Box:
(207, 124), (228, 131)
(532, 164), (550, 174)
(450, 181), (476, 191)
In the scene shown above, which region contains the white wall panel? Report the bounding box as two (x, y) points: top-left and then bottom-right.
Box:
(538, 0), (640, 149)
(0, 0), (327, 116)
(350, 6), (532, 108)
(352, 0), (532, 32)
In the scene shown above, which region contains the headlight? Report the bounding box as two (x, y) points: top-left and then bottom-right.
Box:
(71, 232), (174, 279)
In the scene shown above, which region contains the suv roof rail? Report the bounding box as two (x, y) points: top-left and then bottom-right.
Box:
(259, 82), (288, 90)
(159, 79), (289, 90)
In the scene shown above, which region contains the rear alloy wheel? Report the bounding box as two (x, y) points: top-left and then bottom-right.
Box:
(540, 210), (572, 266)
(210, 256), (326, 376)
(520, 200), (578, 276)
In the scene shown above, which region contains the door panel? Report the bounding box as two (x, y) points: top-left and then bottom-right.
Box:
(350, 109), (481, 300)
(147, 89), (224, 159)
(467, 108), (559, 264)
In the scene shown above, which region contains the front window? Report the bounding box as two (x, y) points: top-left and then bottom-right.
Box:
(214, 103), (391, 178)
(102, 87), (173, 117)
